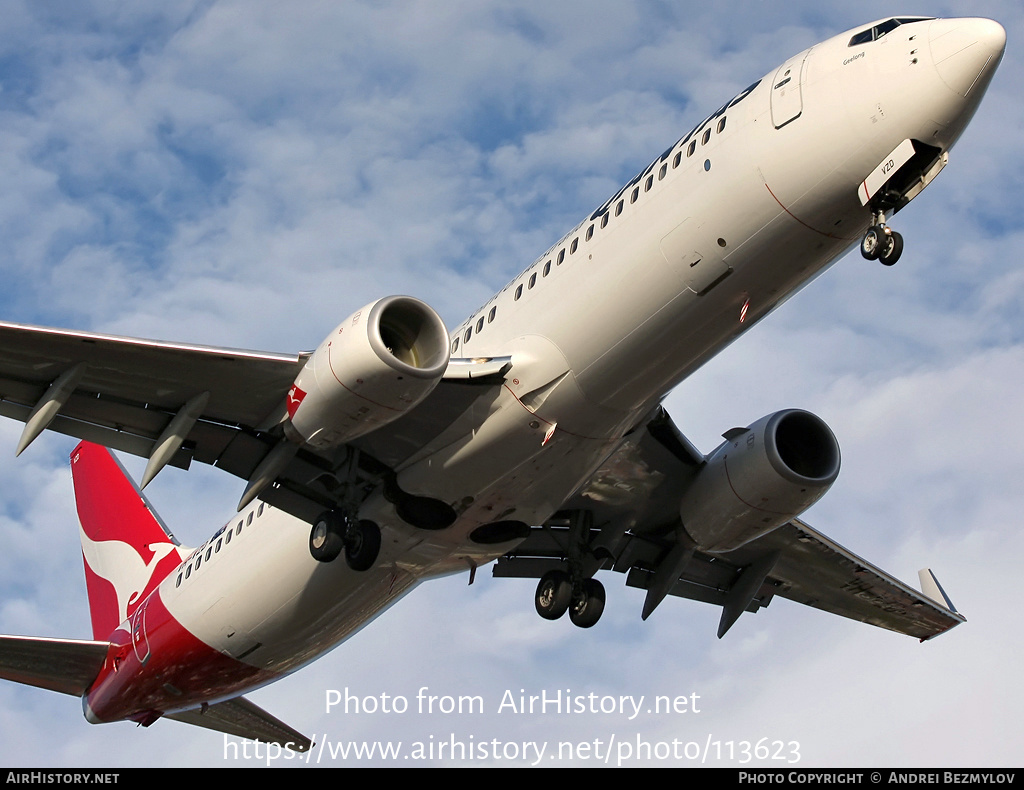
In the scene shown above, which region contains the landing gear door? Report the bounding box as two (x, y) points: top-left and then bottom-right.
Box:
(771, 52), (809, 129)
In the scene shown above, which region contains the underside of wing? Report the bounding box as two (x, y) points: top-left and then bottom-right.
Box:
(0, 319), (508, 524)
(496, 407), (964, 641)
(0, 320), (305, 470)
(166, 695), (311, 752)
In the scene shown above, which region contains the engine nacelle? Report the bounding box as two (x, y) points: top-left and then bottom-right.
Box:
(679, 409), (840, 553)
(286, 296), (450, 449)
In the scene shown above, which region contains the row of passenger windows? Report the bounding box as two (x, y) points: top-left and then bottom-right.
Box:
(174, 502), (268, 587)
(451, 115), (728, 354)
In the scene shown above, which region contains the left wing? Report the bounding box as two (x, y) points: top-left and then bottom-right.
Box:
(0, 320), (506, 521)
(495, 407), (965, 640)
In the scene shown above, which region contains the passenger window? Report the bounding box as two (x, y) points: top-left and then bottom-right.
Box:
(673, 152), (681, 168)
(176, 573), (182, 587)
(225, 530), (232, 544)
(615, 200), (623, 216)
(601, 213), (609, 229)
(630, 187), (639, 203)
(557, 249), (565, 264)
(476, 317), (484, 333)
(586, 224), (594, 241)
(185, 566), (191, 579)
(717, 118), (726, 133)
(687, 140), (696, 157)
(488, 306), (496, 322)
(258, 503), (264, 517)
(247, 513), (253, 526)
(542, 261), (550, 277)
(515, 284), (523, 300)
(529, 273), (536, 289)
(659, 164), (667, 180)
(570, 238), (578, 254)
(702, 129), (711, 145)
(464, 326), (472, 342)
(452, 337), (459, 354)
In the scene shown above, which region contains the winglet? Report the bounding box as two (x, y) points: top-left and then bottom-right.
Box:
(918, 568), (960, 615)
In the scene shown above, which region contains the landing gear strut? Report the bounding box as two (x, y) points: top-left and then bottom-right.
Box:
(531, 510), (610, 628)
(860, 212), (903, 266)
(310, 511), (381, 571)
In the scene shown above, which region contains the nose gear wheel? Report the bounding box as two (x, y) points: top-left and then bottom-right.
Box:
(861, 223), (903, 266)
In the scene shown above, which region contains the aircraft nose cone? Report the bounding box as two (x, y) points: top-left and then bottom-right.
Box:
(929, 17), (1006, 97)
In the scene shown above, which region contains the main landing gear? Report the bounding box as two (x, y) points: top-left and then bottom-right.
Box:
(534, 570), (606, 629)
(860, 212), (904, 266)
(310, 510), (381, 571)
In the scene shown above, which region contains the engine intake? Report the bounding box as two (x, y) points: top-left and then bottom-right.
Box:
(287, 296), (450, 449)
(679, 409), (840, 553)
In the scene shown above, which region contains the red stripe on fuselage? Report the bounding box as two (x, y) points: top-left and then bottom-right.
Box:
(85, 588), (279, 724)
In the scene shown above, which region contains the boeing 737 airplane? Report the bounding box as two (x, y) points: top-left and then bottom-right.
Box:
(0, 16), (1005, 751)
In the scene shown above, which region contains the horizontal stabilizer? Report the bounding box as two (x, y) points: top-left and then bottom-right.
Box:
(167, 695), (312, 752)
(0, 635), (109, 697)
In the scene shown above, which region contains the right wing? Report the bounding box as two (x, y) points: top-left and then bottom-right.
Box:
(0, 320), (507, 522)
(0, 320), (306, 474)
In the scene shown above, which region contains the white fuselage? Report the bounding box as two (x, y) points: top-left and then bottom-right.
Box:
(141, 16), (1002, 709)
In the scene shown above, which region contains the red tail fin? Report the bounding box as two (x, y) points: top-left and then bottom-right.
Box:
(71, 442), (188, 640)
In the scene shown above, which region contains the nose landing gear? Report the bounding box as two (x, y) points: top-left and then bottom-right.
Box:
(860, 212), (904, 266)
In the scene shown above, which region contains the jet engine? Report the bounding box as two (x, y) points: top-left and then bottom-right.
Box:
(679, 409), (840, 553)
(286, 296), (450, 450)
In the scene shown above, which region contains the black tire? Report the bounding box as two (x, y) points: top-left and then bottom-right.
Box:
(569, 578), (606, 629)
(345, 519), (381, 572)
(879, 230), (904, 266)
(535, 570), (572, 620)
(310, 512), (344, 563)
(861, 225), (885, 261)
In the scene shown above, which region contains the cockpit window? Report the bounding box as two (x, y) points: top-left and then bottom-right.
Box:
(848, 17), (933, 47)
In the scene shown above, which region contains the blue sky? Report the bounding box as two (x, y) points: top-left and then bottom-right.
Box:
(0, 0), (1020, 767)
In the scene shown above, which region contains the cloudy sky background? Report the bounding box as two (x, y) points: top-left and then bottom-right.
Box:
(0, 0), (1020, 767)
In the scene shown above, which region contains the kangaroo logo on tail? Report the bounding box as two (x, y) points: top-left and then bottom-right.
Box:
(71, 443), (189, 640)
